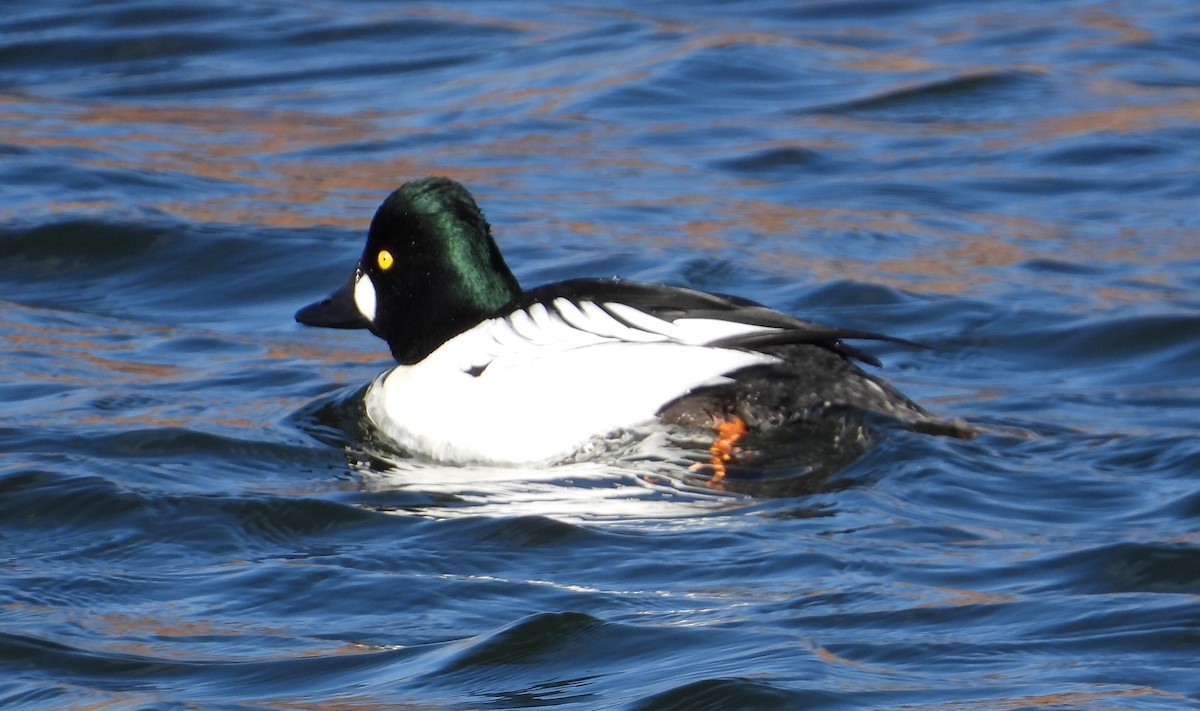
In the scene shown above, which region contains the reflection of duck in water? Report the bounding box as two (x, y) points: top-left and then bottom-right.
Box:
(297, 178), (972, 474)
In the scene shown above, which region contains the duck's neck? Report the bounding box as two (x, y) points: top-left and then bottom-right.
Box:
(385, 228), (522, 364)
(383, 261), (521, 365)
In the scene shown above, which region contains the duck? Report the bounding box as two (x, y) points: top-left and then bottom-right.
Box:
(296, 177), (971, 471)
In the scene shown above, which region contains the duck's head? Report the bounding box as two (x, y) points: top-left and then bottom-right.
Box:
(296, 177), (521, 364)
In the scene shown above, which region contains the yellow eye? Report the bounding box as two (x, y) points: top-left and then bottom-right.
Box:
(377, 249), (394, 271)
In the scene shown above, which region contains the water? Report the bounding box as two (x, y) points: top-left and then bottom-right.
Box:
(3, 1), (1199, 708)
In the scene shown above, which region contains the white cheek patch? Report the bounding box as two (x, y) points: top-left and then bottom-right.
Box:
(354, 271), (378, 322)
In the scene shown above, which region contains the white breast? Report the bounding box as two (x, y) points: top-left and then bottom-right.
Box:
(363, 299), (781, 464)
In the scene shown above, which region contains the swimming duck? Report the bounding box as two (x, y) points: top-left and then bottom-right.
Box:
(296, 177), (969, 469)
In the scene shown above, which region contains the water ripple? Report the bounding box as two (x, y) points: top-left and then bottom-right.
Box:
(3, 0), (1200, 708)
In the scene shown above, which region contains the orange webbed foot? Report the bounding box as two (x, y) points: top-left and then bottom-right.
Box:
(706, 416), (747, 483)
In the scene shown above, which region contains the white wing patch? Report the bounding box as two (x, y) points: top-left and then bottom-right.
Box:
(603, 302), (782, 345)
(600, 302), (687, 341)
(572, 300), (662, 342)
(363, 297), (783, 464)
(467, 298), (786, 370)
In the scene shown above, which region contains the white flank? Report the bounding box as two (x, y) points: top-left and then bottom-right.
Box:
(353, 271), (377, 322)
(363, 299), (782, 464)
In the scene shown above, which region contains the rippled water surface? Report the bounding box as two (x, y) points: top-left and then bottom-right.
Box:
(3, 1), (1200, 709)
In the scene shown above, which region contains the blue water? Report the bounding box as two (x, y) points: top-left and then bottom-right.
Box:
(3, 1), (1200, 708)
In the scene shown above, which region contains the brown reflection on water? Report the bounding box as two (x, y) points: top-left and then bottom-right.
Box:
(1073, 6), (1154, 46)
(0, 301), (380, 433)
(4, 3), (1195, 306)
(7, 71), (1194, 308)
(1028, 95), (1200, 142)
(21, 602), (383, 661)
